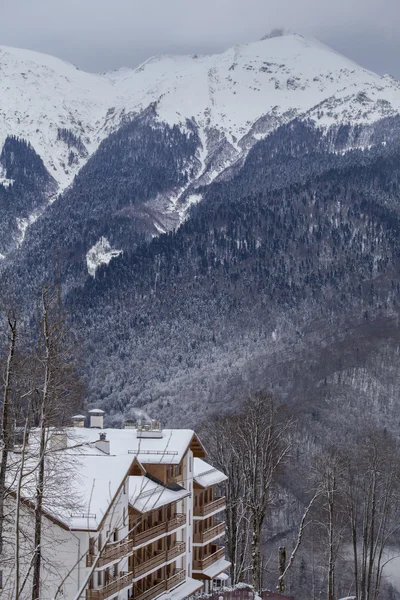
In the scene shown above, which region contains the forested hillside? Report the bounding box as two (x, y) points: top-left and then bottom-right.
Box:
(54, 119), (400, 432)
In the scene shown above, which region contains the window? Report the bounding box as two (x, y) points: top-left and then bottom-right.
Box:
(189, 456), (192, 472)
(123, 508), (126, 526)
(89, 537), (95, 555)
(189, 509), (191, 526)
(123, 480), (127, 495)
(174, 464), (181, 477)
(97, 571), (102, 587)
(0, 570), (3, 589)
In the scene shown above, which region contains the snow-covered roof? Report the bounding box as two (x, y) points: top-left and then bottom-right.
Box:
(201, 558), (231, 579)
(156, 577), (203, 600)
(6, 431), (134, 531)
(6, 426), (202, 531)
(193, 458), (227, 488)
(129, 476), (190, 513)
(69, 427), (201, 465)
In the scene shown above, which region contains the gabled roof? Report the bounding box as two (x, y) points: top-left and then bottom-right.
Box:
(193, 458), (227, 488)
(6, 426), (206, 532)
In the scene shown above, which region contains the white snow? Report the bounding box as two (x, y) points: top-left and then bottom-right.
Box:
(193, 458), (228, 488)
(0, 164), (13, 188)
(2, 33), (400, 242)
(86, 236), (122, 277)
(2, 33), (400, 193)
(156, 578), (203, 600)
(177, 194), (203, 222)
(196, 558), (231, 578)
(0, 177), (13, 188)
(16, 212), (40, 246)
(129, 475), (190, 513)
(7, 426), (203, 530)
(70, 427), (203, 466)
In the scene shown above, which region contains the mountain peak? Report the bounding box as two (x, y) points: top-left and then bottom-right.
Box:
(260, 28), (301, 41)
(1, 33), (400, 196)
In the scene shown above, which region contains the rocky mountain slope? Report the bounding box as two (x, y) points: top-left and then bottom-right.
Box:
(2, 32), (400, 259)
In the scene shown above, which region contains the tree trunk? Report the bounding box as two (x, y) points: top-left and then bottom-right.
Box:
(327, 481), (335, 600)
(251, 513), (262, 592)
(0, 316), (17, 555)
(278, 546), (286, 592)
(31, 291), (52, 600)
(14, 409), (31, 600)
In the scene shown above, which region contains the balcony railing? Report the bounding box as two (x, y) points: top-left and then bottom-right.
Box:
(193, 497), (226, 518)
(133, 581), (165, 600)
(86, 571), (133, 600)
(133, 569), (185, 600)
(193, 547), (225, 571)
(131, 514), (186, 547)
(132, 543), (186, 579)
(86, 539), (133, 568)
(193, 522), (225, 544)
(166, 568), (185, 590)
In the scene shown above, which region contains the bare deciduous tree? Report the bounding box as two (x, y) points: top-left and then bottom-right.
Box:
(201, 391), (293, 592)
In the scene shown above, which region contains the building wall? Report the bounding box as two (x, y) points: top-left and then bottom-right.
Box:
(2, 481), (130, 600)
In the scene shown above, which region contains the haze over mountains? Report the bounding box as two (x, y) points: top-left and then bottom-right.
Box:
(1, 30), (400, 434)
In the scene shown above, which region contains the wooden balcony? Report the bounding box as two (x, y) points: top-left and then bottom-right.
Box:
(193, 522), (225, 544)
(86, 539), (133, 568)
(193, 547), (225, 571)
(193, 497), (226, 518)
(86, 571), (133, 600)
(166, 568), (185, 590)
(133, 569), (185, 600)
(131, 514), (186, 547)
(166, 541), (186, 562)
(133, 543), (186, 579)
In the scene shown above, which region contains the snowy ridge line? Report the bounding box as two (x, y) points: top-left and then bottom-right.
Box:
(2, 31), (400, 192)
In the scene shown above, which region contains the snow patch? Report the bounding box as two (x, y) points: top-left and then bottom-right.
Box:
(0, 176), (14, 188)
(154, 222), (166, 234)
(16, 213), (39, 246)
(86, 237), (122, 277)
(177, 193), (203, 222)
(0, 164), (14, 188)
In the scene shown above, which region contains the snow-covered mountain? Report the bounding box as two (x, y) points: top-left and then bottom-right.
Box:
(2, 31), (400, 194)
(3, 30), (400, 266)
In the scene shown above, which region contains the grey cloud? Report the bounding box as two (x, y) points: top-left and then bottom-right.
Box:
(0, 0), (399, 76)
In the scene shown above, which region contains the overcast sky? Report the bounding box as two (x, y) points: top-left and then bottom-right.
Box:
(1, 0), (399, 77)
